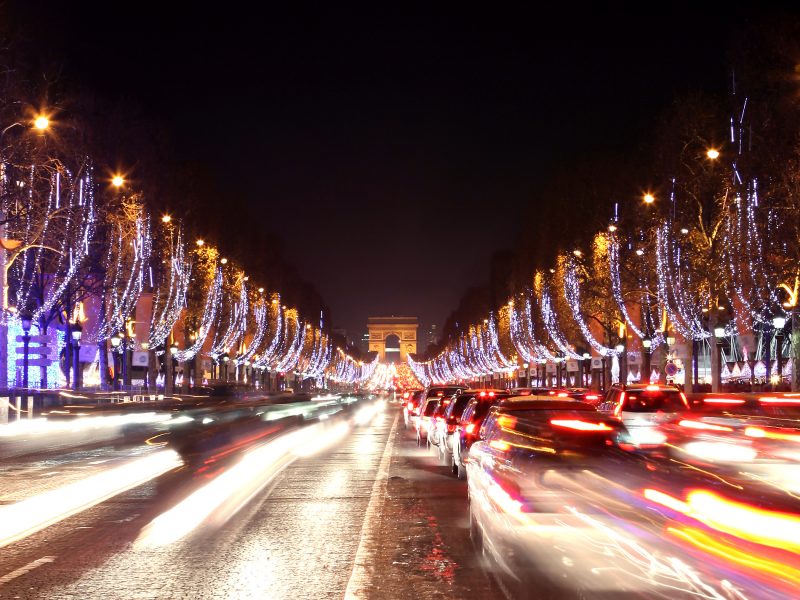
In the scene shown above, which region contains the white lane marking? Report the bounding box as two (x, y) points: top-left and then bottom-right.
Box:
(344, 412), (398, 599)
(0, 556), (56, 585)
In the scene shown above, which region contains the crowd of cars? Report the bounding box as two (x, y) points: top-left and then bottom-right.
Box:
(398, 383), (800, 598)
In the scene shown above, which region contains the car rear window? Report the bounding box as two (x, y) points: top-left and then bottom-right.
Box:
(423, 400), (440, 416)
(446, 396), (472, 419)
(622, 391), (686, 413)
(427, 387), (462, 399)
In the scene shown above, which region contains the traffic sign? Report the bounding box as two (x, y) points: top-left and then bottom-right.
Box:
(665, 362), (679, 377)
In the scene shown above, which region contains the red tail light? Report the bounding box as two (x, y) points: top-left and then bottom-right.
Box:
(703, 398), (745, 405)
(480, 391), (487, 397)
(488, 391), (495, 397)
(759, 397), (800, 405)
(550, 419), (613, 432)
(678, 419), (733, 432)
(614, 392), (625, 417)
(646, 385), (660, 391)
(465, 423), (477, 434)
(489, 440), (510, 451)
(557, 392), (569, 398)
(586, 394), (599, 400)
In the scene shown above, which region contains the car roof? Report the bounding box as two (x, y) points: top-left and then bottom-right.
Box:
(494, 399), (596, 411)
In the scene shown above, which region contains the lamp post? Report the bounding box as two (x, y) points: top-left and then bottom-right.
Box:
(642, 339), (652, 384)
(774, 316), (786, 389)
(713, 327), (726, 393)
(122, 320), (133, 389)
(20, 311), (32, 390)
(71, 322), (82, 391)
(222, 353), (230, 381)
(582, 353), (591, 387)
(615, 344), (625, 384)
(110, 333), (121, 390)
(166, 342), (178, 395)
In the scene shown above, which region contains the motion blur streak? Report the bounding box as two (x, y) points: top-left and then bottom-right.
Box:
(669, 526), (800, 589)
(137, 419), (364, 547)
(0, 449), (182, 548)
(647, 488), (800, 552)
(0, 412), (171, 437)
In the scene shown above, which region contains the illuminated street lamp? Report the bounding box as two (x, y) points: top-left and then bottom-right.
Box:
(643, 193), (655, 204)
(111, 175), (125, 188)
(71, 322), (82, 391)
(20, 311), (32, 391)
(774, 316), (786, 389)
(33, 115), (50, 131)
(706, 148), (720, 160)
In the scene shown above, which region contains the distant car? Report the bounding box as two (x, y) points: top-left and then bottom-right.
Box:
(452, 390), (511, 478)
(598, 383), (688, 449)
(436, 390), (492, 466)
(403, 390), (426, 429)
(416, 397), (441, 447)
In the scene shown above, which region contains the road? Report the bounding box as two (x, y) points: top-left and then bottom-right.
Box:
(0, 405), (499, 599)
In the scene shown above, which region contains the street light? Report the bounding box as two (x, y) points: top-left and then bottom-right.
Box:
(71, 322), (82, 391)
(33, 115), (50, 131)
(643, 193), (655, 204)
(774, 316), (786, 389)
(706, 148), (720, 160)
(20, 311), (32, 392)
(111, 175), (125, 188)
(714, 326), (726, 393)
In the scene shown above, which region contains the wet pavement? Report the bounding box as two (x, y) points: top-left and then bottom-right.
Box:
(0, 405), (500, 599)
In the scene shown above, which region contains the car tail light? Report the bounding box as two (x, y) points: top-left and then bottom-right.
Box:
(646, 385), (660, 391)
(556, 392), (568, 398)
(480, 391), (486, 397)
(489, 440), (511, 451)
(488, 391), (495, 397)
(614, 392), (625, 417)
(465, 423), (477, 434)
(586, 394), (599, 401)
(679, 419), (733, 432)
(759, 397), (800, 405)
(497, 415), (517, 429)
(745, 426), (800, 442)
(703, 398), (745, 405)
(550, 419), (613, 432)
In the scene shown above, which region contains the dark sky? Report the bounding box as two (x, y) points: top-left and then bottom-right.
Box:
(5, 4), (768, 341)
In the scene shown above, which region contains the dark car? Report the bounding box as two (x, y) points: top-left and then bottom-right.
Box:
(451, 390), (511, 478)
(435, 391), (477, 465)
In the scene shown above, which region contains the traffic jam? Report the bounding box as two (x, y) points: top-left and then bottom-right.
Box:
(400, 384), (800, 599)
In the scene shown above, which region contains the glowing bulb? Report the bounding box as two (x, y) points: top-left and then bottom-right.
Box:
(643, 193), (655, 204)
(635, 249), (644, 256)
(112, 175), (125, 188)
(680, 228), (689, 234)
(573, 249), (582, 257)
(608, 224), (617, 232)
(161, 215), (171, 223)
(220, 258), (228, 264)
(706, 148), (720, 160)
(33, 115), (49, 130)
(196, 239), (205, 247)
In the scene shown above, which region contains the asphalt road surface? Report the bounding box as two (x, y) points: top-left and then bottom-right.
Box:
(0, 406), (500, 599)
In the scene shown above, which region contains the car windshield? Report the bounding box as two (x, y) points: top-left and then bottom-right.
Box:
(622, 390), (686, 413)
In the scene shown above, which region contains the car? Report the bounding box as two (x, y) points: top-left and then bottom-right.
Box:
(427, 392), (457, 448)
(466, 400), (628, 598)
(598, 383), (689, 449)
(403, 390), (426, 429)
(435, 390), (496, 466)
(415, 396), (441, 447)
(451, 390), (511, 478)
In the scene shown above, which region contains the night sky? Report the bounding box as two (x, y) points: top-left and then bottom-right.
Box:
(4, 4), (773, 342)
